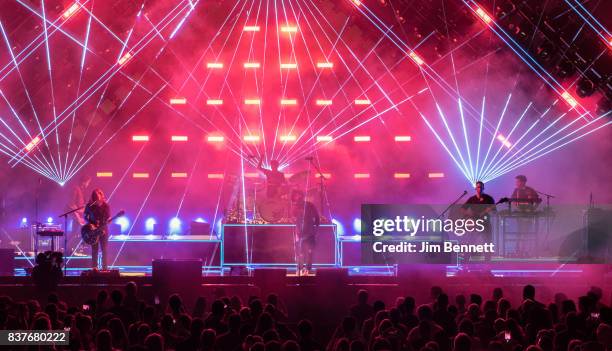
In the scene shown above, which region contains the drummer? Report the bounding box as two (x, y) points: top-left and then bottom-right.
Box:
(257, 158), (287, 198)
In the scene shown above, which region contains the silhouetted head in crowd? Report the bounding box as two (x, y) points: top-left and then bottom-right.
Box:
(524, 284), (536, 300)
(357, 289), (369, 305)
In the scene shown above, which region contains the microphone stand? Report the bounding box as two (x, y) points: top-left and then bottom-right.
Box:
(437, 191), (468, 220)
(535, 190), (555, 211)
(58, 206), (84, 275)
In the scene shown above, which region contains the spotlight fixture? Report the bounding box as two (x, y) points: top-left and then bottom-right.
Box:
(576, 78), (596, 98)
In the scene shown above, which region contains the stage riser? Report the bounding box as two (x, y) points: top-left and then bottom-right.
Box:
(223, 224), (336, 265)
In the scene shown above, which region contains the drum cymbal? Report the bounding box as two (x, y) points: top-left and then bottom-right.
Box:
(288, 170), (309, 183)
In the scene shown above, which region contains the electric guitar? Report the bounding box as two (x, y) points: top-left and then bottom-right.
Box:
(81, 210), (125, 245)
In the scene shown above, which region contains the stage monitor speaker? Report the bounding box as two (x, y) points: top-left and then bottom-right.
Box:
(190, 221), (210, 235)
(0, 248), (14, 276)
(253, 269), (287, 292)
(152, 259), (202, 290)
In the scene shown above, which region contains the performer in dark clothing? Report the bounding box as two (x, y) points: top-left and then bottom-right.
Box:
(257, 158), (286, 198)
(84, 188), (111, 270)
(291, 190), (320, 275)
(461, 181), (496, 262)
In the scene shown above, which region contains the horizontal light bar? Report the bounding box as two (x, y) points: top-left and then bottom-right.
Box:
(243, 135), (260, 142)
(394, 173), (411, 179)
(280, 26), (298, 33)
(118, 52), (132, 66)
(561, 91), (578, 108)
(243, 62), (260, 68)
(281, 99), (297, 105)
(206, 99), (223, 105)
(207, 173), (224, 179)
(244, 172), (259, 178)
(207, 135), (224, 142)
(408, 51), (425, 66)
(394, 136), (412, 142)
(96, 172), (113, 178)
(351, 0), (362, 6)
(244, 99), (261, 105)
(316, 135), (333, 142)
(428, 172), (445, 178)
(171, 172), (188, 178)
(25, 136), (41, 151)
(317, 62), (333, 68)
(206, 62), (223, 69)
(315, 173), (331, 178)
(133, 172), (150, 179)
(243, 25), (260, 32)
(280, 135), (297, 142)
(496, 134), (512, 148)
(354, 136), (371, 142)
(354, 99), (371, 105)
(280, 63), (297, 69)
(170, 98), (187, 105)
(132, 135), (149, 142)
(62, 3), (80, 20)
(354, 173), (370, 179)
(475, 6), (493, 24)
(171, 135), (188, 141)
(316, 99), (332, 106)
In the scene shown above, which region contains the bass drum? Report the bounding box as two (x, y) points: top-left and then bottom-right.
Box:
(258, 198), (289, 223)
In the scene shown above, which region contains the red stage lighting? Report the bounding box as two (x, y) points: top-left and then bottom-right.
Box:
(428, 172), (445, 178)
(171, 135), (188, 142)
(394, 173), (411, 179)
(133, 172), (150, 178)
(561, 91), (578, 108)
(354, 136), (371, 142)
(62, 3), (80, 20)
(207, 135), (225, 143)
(132, 135), (150, 142)
(354, 99), (371, 105)
(354, 173), (370, 179)
(171, 172), (188, 178)
(170, 98), (187, 105)
(206, 99), (223, 105)
(475, 6), (493, 25)
(206, 62), (223, 69)
(25, 136), (41, 151)
(118, 52), (133, 66)
(316, 99), (333, 106)
(96, 172), (113, 178)
(394, 136), (412, 142)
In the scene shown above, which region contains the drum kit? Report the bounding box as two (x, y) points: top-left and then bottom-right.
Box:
(239, 170), (321, 223)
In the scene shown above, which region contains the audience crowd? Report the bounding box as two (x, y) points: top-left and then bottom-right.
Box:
(1, 283), (611, 351)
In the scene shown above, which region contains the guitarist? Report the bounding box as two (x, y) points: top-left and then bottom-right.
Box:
(84, 188), (111, 270)
(461, 181), (496, 262)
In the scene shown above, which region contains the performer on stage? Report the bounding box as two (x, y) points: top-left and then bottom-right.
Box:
(66, 175), (91, 254)
(511, 175), (541, 210)
(257, 158), (286, 198)
(461, 181), (495, 262)
(84, 188), (111, 270)
(291, 190), (320, 275)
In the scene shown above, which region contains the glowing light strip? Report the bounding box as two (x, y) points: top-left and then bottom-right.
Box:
(171, 135), (188, 141)
(408, 51), (425, 65)
(243, 25), (260, 32)
(316, 62), (333, 68)
(280, 63), (297, 69)
(244, 99), (261, 105)
(354, 99), (371, 105)
(316, 99), (332, 105)
(243, 62), (260, 68)
(475, 6), (493, 24)
(354, 173), (370, 179)
(170, 98), (187, 105)
(207, 135), (224, 142)
(96, 172), (113, 177)
(280, 24), (298, 32)
(428, 172), (445, 178)
(207, 173), (224, 179)
(394, 173), (411, 179)
(315, 173), (331, 178)
(206, 99), (223, 105)
(316, 135), (332, 142)
(61, 3), (80, 20)
(354, 136), (371, 142)
(243, 135), (260, 142)
(280, 99), (297, 105)
(171, 172), (188, 178)
(133, 172), (150, 178)
(132, 135), (149, 142)
(561, 91), (578, 108)
(24, 136), (41, 152)
(394, 136), (411, 142)
(280, 135), (297, 142)
(206, 62), (223, 68)
(117, 52), (133, 65)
